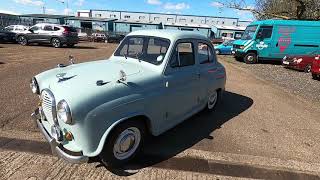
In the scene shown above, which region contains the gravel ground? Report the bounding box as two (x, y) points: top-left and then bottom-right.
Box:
(221, 55), (320, 106)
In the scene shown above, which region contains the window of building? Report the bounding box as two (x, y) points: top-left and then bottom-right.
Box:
(222, 21), (225, 24)
(216, 21), (219, 24)
(139, 16), (145, 20)
(191, 19), (194, 23)
(179, 19), (186, 23)
(124, 15), (131, 19)
(154, 17), (160, 21)
(95, 14), (102, 18)
(198, 43), (214, 64)
(110, 14), (116, 18)
(167, 18), (174, 22)
(170, 42), (195, 68)
(233, 22), (236, 25)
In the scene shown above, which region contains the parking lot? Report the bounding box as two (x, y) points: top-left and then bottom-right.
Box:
(1, 42), (320, 179)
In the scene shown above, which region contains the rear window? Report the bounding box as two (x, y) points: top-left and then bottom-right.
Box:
(62, 26), (77, 32)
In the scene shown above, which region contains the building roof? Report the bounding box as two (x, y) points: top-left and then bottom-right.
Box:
(214, 25), (246, 31)
(115, 19), (161, 25)
(19, 14), (72, 19)
(65, 16), (116, 22)
(127, 29), (208, 41)
(164, 22), (211, 29)
(91, 9), (239, 20)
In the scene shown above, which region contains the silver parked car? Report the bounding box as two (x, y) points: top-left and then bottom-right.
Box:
(16, 23), (79, 48)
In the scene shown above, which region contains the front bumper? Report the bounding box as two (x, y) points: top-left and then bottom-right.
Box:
(232, 49), (245, 57)
(31, 109), (88, 164)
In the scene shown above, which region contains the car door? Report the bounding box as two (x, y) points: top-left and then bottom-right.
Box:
(197, 41), (219, 103)
(255, 26), (274, 59)
(27, 25), (42, 42)
(39, 25), (54, 43)
(163, 41), (199, 125)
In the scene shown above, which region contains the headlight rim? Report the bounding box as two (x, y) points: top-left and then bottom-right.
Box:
(57, 99), (73, 124)
(30, 77), (40, 94)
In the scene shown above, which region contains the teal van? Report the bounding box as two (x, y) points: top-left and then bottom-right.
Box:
(232, 20), (320, 63)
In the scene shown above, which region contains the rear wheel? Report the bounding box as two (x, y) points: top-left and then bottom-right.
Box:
(304, 64), (312, 73)
(100, 120), (145, 168)
(18, 36), (28, 46)
(51, 38), (62, 48)
(244, 52), (258, 64)
(206, 90), (220, 112)
(312, 74), (319, 80)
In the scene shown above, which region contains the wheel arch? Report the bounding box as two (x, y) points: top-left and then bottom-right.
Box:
(88, 114), (152, 157)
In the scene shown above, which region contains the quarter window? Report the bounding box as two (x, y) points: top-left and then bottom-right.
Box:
(170, 42), (195, 68)
(198, 43), (213, 64)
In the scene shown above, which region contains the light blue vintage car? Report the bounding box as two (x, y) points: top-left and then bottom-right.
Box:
(30, 30), (226, 167)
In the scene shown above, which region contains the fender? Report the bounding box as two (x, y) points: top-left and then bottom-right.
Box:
(85, 111), (151, 157)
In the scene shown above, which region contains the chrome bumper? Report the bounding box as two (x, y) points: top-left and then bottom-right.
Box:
(31, 109), (88, 164)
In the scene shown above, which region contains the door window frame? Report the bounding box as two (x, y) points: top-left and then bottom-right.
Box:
(196, 40), (217, 65)
(164, 39), (196, 75)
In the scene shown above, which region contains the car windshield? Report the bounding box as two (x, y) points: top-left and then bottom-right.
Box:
(241, 25), (258, 40)
(114, 36), (171, 65)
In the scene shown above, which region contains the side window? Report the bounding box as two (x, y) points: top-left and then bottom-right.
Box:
(5, 26), (14, 31)
(170, 42), (195, 68)
(257, 26), (273, 39)
(30, 26), (39, 31)
(44, 25), (53, 31)
(198, 43), (213, 64)
(54, 26), (60, 31)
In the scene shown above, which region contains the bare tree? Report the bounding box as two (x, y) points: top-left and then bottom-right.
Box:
(215, 0), (320, 20)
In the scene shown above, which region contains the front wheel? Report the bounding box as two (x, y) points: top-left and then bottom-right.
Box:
(18, 36), (28, 46)
(100, 121), (145, 168)
(244, 53), (258, 64)
(215, 49), (221, 55)
(51, 38), (62, 48)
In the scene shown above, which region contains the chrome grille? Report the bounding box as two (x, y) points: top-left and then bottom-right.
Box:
(41, 89), (57, 125)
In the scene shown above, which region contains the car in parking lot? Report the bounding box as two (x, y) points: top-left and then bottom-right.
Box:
(30, 30), (226, 167)
(89, 33), (106, 42)
(312, 54), (320, 80)
(16, 23), (79, 48)
(0, 27), (16, 43)
(5, 25), (29, 33)
(282, 50), (320, 73)
(105, 32), (125, 43)
(214, 40), (234, 55)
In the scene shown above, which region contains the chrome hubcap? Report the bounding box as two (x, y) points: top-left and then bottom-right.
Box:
(208, 91), (218, 109)
(113, 127), (141, 160)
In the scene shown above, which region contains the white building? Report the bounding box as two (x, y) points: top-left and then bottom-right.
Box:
(84, 10), (248, 27)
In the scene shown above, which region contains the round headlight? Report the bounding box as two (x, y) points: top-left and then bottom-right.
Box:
(57, 100), (72, 124)
(30, 77), (39, 94)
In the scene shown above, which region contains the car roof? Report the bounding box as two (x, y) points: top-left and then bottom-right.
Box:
(127, 29), (208, 42)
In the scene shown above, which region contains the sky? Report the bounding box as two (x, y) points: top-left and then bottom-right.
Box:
(0, 0), (255, 21)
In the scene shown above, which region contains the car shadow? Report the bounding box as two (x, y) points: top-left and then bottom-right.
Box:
(26, 44), (97, 49)
(98, 91), (254, 175)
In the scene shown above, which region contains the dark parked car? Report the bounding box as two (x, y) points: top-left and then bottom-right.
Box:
(105, 32), (125, 43)
(282, 50), (320, 73)
(16, 23), (78, 48)
(0, 27), (16, 43)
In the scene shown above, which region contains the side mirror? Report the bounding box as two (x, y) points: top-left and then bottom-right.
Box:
(29, 29), (34, 33)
